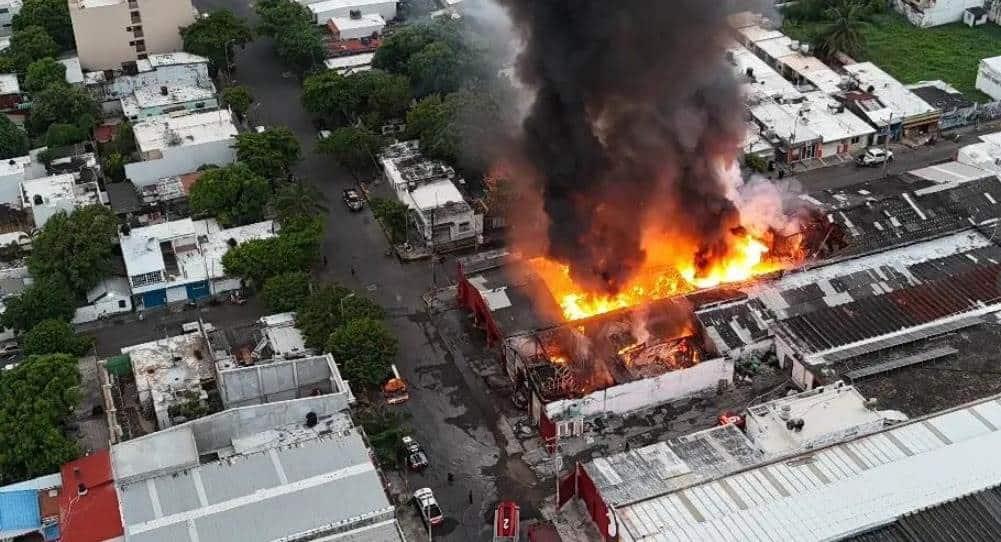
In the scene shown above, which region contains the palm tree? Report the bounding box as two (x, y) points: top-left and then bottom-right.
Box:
(815, 0), (870, 60)
(270, 180), (328, 226)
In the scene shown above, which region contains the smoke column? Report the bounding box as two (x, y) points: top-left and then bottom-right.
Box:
(496, 0), (763, 294)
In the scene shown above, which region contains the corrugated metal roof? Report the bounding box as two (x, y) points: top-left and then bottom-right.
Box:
(118, 429), (397, 542)
(612, 395), (1001, 541)
(845, 484), (1001, 541)
(0, 489), (41, 534)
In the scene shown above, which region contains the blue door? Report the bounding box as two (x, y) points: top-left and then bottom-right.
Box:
(186, 281), (210, 300)
(141, 289), (167, 308)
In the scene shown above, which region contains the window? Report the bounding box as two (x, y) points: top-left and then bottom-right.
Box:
(131, 271), (163, 288)
(135, 40), (146, 52)
(131, 10), (141, 24)
(118, 300), (127, 308)
(137, 53), (148, 60)
(850, 136), (860, 144)
(133, 27), (143, 38)
(0, 8), (9, 13)
(457, 222), (471, 233)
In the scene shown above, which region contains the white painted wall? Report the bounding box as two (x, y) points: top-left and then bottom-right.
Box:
(72, 295), (132, 324)
(544, 357), (735, 421)
(894, 0), (984, 27)
(977, 60), (1001, 101)
(125, 138), (236, 187)
(307, 0), (397, 21)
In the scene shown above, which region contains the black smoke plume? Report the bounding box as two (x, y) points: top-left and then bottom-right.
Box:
(497, 0), (760, 294)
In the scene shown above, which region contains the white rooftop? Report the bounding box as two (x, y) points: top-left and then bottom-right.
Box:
(0, 73), (19, 95)
(735, 23), (783, 44)
(330, 13), (384, 30)
(259, 312), (308, 357)
(409, 178), (465, 211)
(133, 110), (237, 154)
(797, 92), (875, 142)
(844, 62), (939, 120)
(729, 45), (801, 104)
(147, 52), (210, 68)
(612, 393), (1001, 542)
(780, 54), (844, 94)
(749, 101), (821, 146)
(21, 173), (91, 207)
(58, 57), (84, 85)
(908, 160), (995, 188)
(324, 52), (375, 73)
(981, 55), (1001, 73)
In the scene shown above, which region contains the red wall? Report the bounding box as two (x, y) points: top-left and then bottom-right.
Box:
(456, 263), (503, 346)
(577, 465), (612, 540)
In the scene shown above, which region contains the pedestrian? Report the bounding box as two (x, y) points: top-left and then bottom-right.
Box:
(350, 266), (356, 276)
(323, 255), (328, 267)
(447, 472), (454, 484)
(468, 490), (473, 504)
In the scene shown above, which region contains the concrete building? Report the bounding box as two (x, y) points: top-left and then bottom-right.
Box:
(977, 55), (1001, 101)
(121, 85), (218, 120)
(0, 472), (61, 541)
(844, 62), (941, 140)
(120, 217), (278, 308)
(727, 44), (802, 105)
(324, 52), (374, 74)
(72, 277), (133, 324)
(380, 140), (482, 251)
(216, 353), (354, 408)
(300, 0), (397, 21)
(59, 450), (123, 542)
(125, 110), (237, 188)
(750, 92), (874, 164)
(69, 0), (197, 71)
(0, 0), (21, 37)
(257, 311), (309, 359)
(20, 173), (107, 229)
(328, 12), (384, 38)
(109, 399), (404, 541)
(909, 80), (977, 130)
(734, 23), (845, 94)
(84, 52), (213, 114)
(0, 72), (21, 110)
(58, 57), (85, 85)
(893, 0), (985, 27)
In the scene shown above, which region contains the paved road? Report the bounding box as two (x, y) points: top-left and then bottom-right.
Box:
(185, 1), (532, 539)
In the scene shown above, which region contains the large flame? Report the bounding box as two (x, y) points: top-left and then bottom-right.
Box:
(529, 228), (791, 321)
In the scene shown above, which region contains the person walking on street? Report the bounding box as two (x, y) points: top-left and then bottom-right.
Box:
(468, 490), (473, 504)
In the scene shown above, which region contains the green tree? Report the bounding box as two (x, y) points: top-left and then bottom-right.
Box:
(274, 23), (325, 74)
(188, 163), (271, 226)
(102, 151), (126, 183)
(255, 0), (312, 36)
(0, 116), (29, 159)
(12, 0), (74, 50)
(369, 197), (409, 243)
(27, 84), (97, 137)
(221, 85), (254, 118)
(221, 219), (322, 284)
(372, 21), (463, 74)
(815, 0), (869, 59)
(24, 57), (67, 93)
(0, 279), (75, 333)
(327, 318), (397, 389)
(407, 41), (466, 97)
(3, 26), (58, 74)
(21, 319), (91, 356)
(44, 123), (87, 147)
(355, 406), (408, 468)
(318, 126), (385, 178)
(302, 69), (410, 125)
(233, 127), (301, 180)
(0, 353), (81, 484)
(744, 153), (769, 174)
(261, 271), (312, 312)
(270, 180), (328, 226)
(181, 10), (253, 70)
(296, 284), (352, 348)
(28, 205), (118, 297)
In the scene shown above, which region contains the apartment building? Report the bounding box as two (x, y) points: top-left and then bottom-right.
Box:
(69, 0), (196, 71)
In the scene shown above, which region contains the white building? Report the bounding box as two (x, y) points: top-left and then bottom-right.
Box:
(0, 0), (21, 37)
(121, 85), (218, 121)
(20, 173), (107, 229)
(328, 12), (384, 38)
(72, 277), (133, 324)
(844, 62), (941, 139)
(84, 52), (213, 114)
(750, 92), (874, 163)
(380, 140), (482, 250)
(976, 55), (1001, 101)
(736, 24), (845, 94)
(324, 52), (374, 75)
(957, 130), (1001, 174)
(301, 0), (396, 21)
(893, 0), (984, 27)
(58, 57), (84, 85)
(120, 217), (278, 309)
(125, 110), (238, 188)
(69, 0), (196, 71)
(727, 45), (802, 105)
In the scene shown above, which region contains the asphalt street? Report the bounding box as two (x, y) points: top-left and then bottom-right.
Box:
(185, 0), (531, 539)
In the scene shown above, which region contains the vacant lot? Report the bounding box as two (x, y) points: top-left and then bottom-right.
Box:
(784, 14), (1001, 101)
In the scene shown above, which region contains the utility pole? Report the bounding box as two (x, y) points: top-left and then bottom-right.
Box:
(549, 436), (563, 510)
(881, 112), (894, 179)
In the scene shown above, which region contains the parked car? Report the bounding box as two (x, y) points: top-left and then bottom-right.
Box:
(401, 435), (429, 471)
(413, 488), (444, 527)
(856, 147), (893, 167)
(493, 501), (520, 541)
(343, 188), (364, 211)
(254, 125), (267, 134)
(0, 342), (20, 356)
(317, 129), (332, 141)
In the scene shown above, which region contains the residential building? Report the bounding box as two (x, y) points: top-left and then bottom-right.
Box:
(256, 311), (310, 359)
(328, 12), (385, 38)
(216, 353), (354, 408)
(0, 73), (21, 110)
(750, 91), (873, 163)
(909, 80), (977, 130)
(59, 450), (123, 542)
(59, 57), (85, 85)
(120, 217), (277, 308)
(977, 55), (1001, 101)
(844, 62), (941, 140)
(69, 0), (197, 71)
(381, 140), (483, 251)
(0, 473), (61, 541)
(838, 89), (899, 144)
(299, 0), (397, 21)
(324, 52), (374, 74)
(734, 23), (845, 94)
(20, 173), (107, 229)
(727, 44), (802, 105)
(958, 130), (1001, 174)
(124, 110), (238, 188)
(0, 0), (20, 37)
(84, 52), (213, 114)
(121, 85), (218, 120)
(71, 277), (133, 324)
(893, 0), (985, 27)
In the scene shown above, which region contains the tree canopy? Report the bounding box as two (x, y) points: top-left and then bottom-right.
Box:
(221, 85), (254, 118)
(221, 219), (322, 284)
(0, 353), (81, 484)
(372, 20), (487, 97)
(261, 271), (312, 313)
(233, 127), (301, 180)
(28, 205), (119, 297)
(12, 0), (74, 51)
(181, 10), (253, 69)
(317, 126), (385, 177)
(270, 180), (327, 227)
(188, 163), (271, 226)
(21, 319), (91, 356)
(295, 285), (384, 349)
(255, 0), (311, 36)
(369, 197), (409, 244)
(0, 278), (75, 333)
(326, 318), (397, 389)
(24, 57), (67, 93)
(0, 116), (29, 159)
(26, 83), (97, 137)
(274, 23), (326, 74)
(302, 69), (411, 125)
(2, 26), (59, 74)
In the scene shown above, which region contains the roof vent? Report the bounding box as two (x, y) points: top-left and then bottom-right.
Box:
(779, 404), (792, 420)
(7, 159), (14, 165)
(305, 411), (318, 427)
(160, 86), (168, 96)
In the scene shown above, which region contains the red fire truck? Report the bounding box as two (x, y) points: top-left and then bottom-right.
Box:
(493, 501), (520, 542)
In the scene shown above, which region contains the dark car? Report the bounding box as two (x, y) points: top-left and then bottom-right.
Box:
(402, 435), (429, 471)
(343, 188), (364, 211)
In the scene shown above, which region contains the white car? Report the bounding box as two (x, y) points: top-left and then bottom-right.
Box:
(413, 488), (444, 527)
(254, 125), (267, 134)
(317, 129), (332, 141)
(856, 147), (894, 167)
